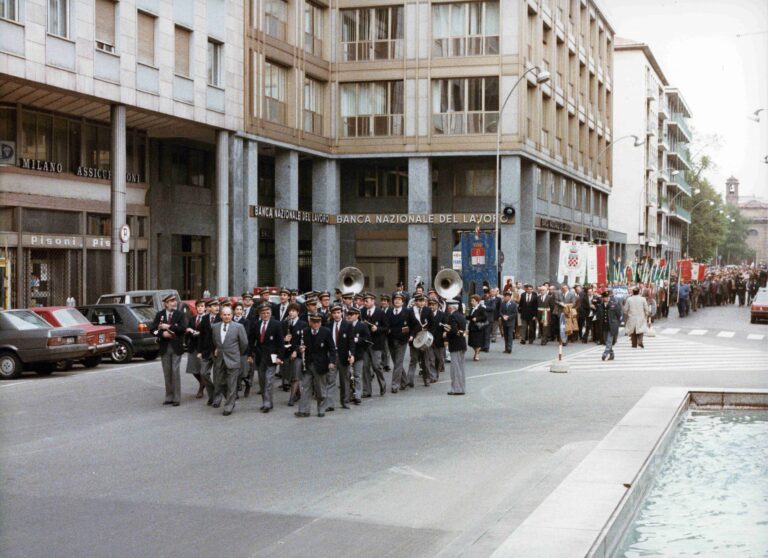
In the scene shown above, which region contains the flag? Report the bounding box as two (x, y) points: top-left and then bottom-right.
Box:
(595, 244), (607, 285)
(557, 241), (587, 284)
(679, 259), (692, 282)
(586, 244), (597, 285)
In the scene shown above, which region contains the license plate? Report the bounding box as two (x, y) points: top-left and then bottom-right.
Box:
(98, 334), (105, 344)
(65, 337), (75, 344)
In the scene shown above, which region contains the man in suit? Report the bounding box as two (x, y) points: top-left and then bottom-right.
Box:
(151, 294), (187, 406)
(518, 284), (538, 345)
(405, 293), (433, 387)
(196, 298), (220, 404)
(242, 292), (258, 322)
(272, 288), (291, 321)
(444, 300), (467, 395)
(427, 297), (448, 382)
(295, 313), (337, 418)
(249, 302), (285, 413)
(361, 292), (387, 397)
(211, 306), (249, 415)
(392, 281), (410, 307)
(232, 302), (252, 394)
(184, 299), (207, 398)
(386, 291), (409, 393)
(327, 305), (354, 409)
(379, 294), (392, 372)
(481, 286), (497, 352)
(537, 286), (556, 345)
(577, 285), (591, 343)
(498, 290), (518, 354)
(282, 303), (308, 406)
(597, 291), (622, 361)
(346, 307), (369, 404)
(317, 291), (332, 325)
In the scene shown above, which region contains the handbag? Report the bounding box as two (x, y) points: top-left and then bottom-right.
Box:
(645, 318), (656, 337)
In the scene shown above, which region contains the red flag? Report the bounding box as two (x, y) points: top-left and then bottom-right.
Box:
(596, 244), (607, 285)
(625, 265), (633, 283)
(697, 263), (707, 281)
(679, 259), (692, 282)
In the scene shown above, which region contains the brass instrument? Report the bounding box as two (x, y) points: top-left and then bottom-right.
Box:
(337, 267), (365, 295)
(434, 268), (462, 300)
(300, 328), (307, 373)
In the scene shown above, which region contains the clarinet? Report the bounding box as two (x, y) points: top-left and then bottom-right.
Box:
(300, 328), (307, 373)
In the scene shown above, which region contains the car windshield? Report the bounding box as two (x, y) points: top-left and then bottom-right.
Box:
(131, 306), (156, 321)
(98, 295), (124, 304)
(52, 308), (91, 327)
(3, 311), (51, 330)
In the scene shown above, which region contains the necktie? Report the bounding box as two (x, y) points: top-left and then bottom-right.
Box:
(166, 311), (171, 322)
(395, 309), (399, 315)
(260, 321), (266, 343)
(335, 323), (340, 344)
(223, 323), (228, 333)
(196, 316), (200, 328)
(312, 329), (317, 336)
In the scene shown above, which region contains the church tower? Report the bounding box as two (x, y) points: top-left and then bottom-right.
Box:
(725, 176), (739, 205)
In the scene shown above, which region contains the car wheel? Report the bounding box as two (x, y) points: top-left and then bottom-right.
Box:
(82, 356), (102, 368)
(0, 352), (22, 380)
(36, 363), (55, 376)
(55, 360), (74, 371)
(143, 351), (159, 361)
(111, 340), (134, 364)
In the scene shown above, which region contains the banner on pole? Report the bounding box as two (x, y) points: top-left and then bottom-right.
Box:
(557, 241), (587, 284)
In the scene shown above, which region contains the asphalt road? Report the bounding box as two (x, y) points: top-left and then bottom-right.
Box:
(1, 303), (765, 558)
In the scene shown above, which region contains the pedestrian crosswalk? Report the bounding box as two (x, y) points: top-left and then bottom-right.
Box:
(537, 334), (767, 374)
(659, 327), (765, 341)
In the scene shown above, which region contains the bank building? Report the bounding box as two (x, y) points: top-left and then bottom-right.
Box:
(1, 0), (627, 307)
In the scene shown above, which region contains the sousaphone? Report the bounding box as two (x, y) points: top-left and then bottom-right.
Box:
(337, 266), (364, 295)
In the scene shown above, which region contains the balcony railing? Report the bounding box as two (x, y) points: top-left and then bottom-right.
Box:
(671, 111), (692, 140)
(432, 111), (498, 135)
(342, 114), (404, 137)
(671, 205), (691, 222)
(673, 172), (692, 196)
(673, 142), (692, 168)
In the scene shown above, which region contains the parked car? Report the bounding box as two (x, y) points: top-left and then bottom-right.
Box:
(31, 306), (116, 369)
(750, 288), (768, 323)
(0, 310), (89, 379)
(96, 290), (187, 314)
(77, 304), (160, 364)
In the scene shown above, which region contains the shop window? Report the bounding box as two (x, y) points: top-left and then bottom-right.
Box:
(23, 209), (80, 234)
(87, 214), (111, 236)
(26, 249), (81, 307)
(0, 106), (16, 143)
(0, 208), (15, 231)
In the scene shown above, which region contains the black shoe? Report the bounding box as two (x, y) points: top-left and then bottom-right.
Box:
(287, 400), (294, 407)
(608, 354), (615, 361)
(294, 412), (309, 418)
(317, 412), (325, 417)
(504, 350), (511, 354)
(639, 343), (645, 348)
(352, 398), (361, 405)
(163, 401), (173, 405)
(257, 390), (263, 395)
(326, 407), (335, 412)
(261, 406), (271, 413)
(408, 383), (415, 388)
(243, 385), (251, 398)
(541, 341), (548, 346)
(341, 403), (350, 409)
(380, 389), (386, 396)
(391, 388), (399, 394)
(602, 354), (607, 361)
(223, 410), (232, 416)
(172, 402), (180, 407)
(383, 366), (391, 372)
(212, 403), (220, 408)
(362, 394), (372, 399)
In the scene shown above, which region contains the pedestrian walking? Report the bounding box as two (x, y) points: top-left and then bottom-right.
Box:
(624, 286), (650, 349)
(445, 300), (467, 395)
(211, 306), (249, 416)
(151, 294), (187, 406)
(597, 292), (621, 361)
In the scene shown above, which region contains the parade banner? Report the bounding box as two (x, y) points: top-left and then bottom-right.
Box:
(696, 263), (708, 281)
(585, 244), (608, 285)
(678, 259), (693, 282)
(557, 241), (588, 284)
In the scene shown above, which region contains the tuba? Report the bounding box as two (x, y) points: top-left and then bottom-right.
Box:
(434, 268), (462, 300)
(337, 267), (365, 295)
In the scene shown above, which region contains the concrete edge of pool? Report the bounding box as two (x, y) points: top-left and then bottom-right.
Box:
(489, 387), (768, 558)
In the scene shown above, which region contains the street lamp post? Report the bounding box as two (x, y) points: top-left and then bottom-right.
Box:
(494, 66), (550, 282)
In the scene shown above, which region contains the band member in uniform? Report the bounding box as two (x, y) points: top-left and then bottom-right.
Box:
(197, 298), (220, 404)
(386, 292), (409, 393)
(295, 313), (337, 418)
(393, 280), (410, 307)
(211, 305), (249, 416)
(151, 294), (187, 406)
(282, 303), (307, 406)
(353, 293), (364, 311)
(405, 293), (433, 387)
(467, 294), (487, 362)
(232, 302), (251, 392)
(379, 294), (392, 372)
(498, 290), (518, 354)
(300, 297), (320, 324)
(362, 292), (387, 398)
(327, 305), (354, 409)
(249, 302), (285, 413)
(184, 299), (207, 398)
(242, 292), (258, 322)
(444, 300), (467, 395)
(340, 292), (354, 317)
(317, 291), (332, 324)
(273, 288), (291, 321)
(346, 307), (369, 404)
(427, 297), (448, 382)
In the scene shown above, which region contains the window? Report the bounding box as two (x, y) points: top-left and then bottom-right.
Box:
(207, 39), (222, 87)
(137, 11), (156, 65)
(454, 168), (495, 196)
(552, 174), (561, 205)
(340, 81), (404, 137)
(263, 61), (287, 124)
(537, 169), (547, 200)
(174, 26), (191, 77)
(340, 6), (404, 61)
(303, 76), (323, 135)
(304, 2), (323, 56)
(0, 105), (17, 144)
(82, 122), (110, 170)
(563, 179), (572, 208)
(163, 144), (214, 188)
(23, 209), (80, 234)
(87, 214), (111, 236)
(356, 165), (408, 197)
(95, 0), (117, 53)
(432, 1), (499, 57)
(1, 0), (18, 21)
(264, 0), (287, 40)
(432, 77), (499, 135)
(48, 0), (69, 37)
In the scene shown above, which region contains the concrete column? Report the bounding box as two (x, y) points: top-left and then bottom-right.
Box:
(312, 158), (340, 292)
(110, 104), (127, 292)
(408, 157), (431, 287)
(275, 149), (299, 288)
(228, 136), (246, 295)
(499, 155), (534, 282)
(535, 230), (549, 284)
(549, 232), (561, 283)
(244, 140), (259, 289)
(215, 130), (229, 295)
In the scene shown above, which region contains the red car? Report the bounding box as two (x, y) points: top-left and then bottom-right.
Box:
(750, 288), (768, 324)
(31, 306), (116, 368)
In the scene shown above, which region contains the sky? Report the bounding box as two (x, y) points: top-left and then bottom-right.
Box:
(602, 0), (768, 200)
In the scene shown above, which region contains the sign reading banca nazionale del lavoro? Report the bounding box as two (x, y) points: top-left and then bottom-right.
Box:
(249, 206), (514, 225)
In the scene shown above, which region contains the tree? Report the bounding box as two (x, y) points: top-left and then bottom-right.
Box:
(685, 158), (726, 261)
(718, 204), (752, 264)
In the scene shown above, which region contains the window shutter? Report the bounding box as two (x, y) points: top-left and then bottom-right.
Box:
(95, 0), (115, 47)
(175, 26), (191, 76)
(137, 12), (155, 65)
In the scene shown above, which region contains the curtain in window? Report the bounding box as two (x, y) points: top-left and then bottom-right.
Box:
(468, 2), (482, 35)
(340, 84), (356, 117)
(358, 9), (370, 41)
(358, 84), (371, 115)
(450, 3), (465, 36)
(485, 2), (499, 35)
(372, 83), (387, 115)
(432, 5), (449, 38)
(341, 11), (356, 42)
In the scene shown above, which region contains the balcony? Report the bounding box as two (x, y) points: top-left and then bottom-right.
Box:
(646, 86), (657, 99)
(669, 111), (692, 141)
(668, 143), (692, 170)
(671, 172), (692, 196)
(658, 99), (669, 120)
(670, 205), (691, 223)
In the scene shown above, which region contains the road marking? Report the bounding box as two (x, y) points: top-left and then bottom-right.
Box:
(747, 334), (765, 341)
(688, 329), (708, 336)
(716, 331), (735, 338)
(661, 328), (680, 334)
(389, 465), (437, 481)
